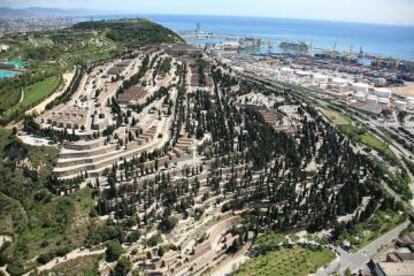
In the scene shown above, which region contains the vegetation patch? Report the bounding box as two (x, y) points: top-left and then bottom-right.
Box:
(0, 191), (28, 235)
(39, 253), (103, 276)
(73, 19), (184, 47)
(235, 246), (335, 276)
(337, 209), (407, 252)
(320, 108), (351, 125)
(339, 124), (399, 165)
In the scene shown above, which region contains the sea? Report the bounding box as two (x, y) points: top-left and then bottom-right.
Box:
(146, 15), (414, 60)
(87, 14), (414, 60)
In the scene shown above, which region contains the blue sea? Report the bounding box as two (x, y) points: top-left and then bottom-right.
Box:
(89, 14), (414, 60)
(143, 15), (414, 60)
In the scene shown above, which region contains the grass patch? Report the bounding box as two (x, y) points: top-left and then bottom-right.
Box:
(20, 76), (61, 109)
(234, 246), (335, 276)
(320, 108), (351, 125)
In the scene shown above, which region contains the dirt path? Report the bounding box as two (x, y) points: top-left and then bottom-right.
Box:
(18, 89), (24, 103)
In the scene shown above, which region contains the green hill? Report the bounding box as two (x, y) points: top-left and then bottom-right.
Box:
(73, 19), (184, 46)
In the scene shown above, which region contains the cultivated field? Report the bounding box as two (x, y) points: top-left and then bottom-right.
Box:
(234, 246), (335, 276)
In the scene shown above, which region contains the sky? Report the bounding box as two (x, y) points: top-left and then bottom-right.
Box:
(1, 0), (414, 26)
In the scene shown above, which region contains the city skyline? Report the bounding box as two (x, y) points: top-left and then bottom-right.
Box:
(1, 0), (414, 26)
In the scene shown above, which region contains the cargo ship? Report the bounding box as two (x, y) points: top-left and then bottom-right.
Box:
(279, 41), (309, 53)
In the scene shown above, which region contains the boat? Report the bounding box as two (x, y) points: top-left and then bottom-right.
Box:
(279, 41), (309, 53)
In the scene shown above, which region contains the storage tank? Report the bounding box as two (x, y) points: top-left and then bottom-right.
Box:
(330, 78), (349, 92)
(395, 100), (407, 111)
(313, 74), (328, 83)
(295, 70), (310, 77)
(280, 67), (293, 76)
(374, 88), (392, 99)
(354, 92), (366, 102)
(352, 82), (369, 93)
(331, 78), (348, 85)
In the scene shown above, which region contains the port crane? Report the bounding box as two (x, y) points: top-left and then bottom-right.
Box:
(267, 40), (273, 56)
(359, 46), (365, 58)
(348, 44), (353, 58)
(330, 42), (338, 58)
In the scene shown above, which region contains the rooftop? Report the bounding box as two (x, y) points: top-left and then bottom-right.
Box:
(378, 262), (414, 276)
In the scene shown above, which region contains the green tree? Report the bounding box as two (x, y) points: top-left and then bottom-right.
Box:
(114, 256), (132, 276)
(106, 240), (123, 262)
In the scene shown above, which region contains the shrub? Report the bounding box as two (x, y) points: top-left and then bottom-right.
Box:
(37, 252), (54, 264)
(114, 256), (132, 276)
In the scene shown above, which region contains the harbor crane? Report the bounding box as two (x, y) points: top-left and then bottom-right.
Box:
(348, 43), (353, 58)
(330, 42), (338, 58)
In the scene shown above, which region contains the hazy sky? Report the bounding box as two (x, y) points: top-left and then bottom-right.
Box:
(1, 0), (414, 26)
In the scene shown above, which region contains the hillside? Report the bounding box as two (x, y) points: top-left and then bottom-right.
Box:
(0, 19), (183, 126)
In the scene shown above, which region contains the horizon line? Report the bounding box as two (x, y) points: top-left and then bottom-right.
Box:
(2, 6), (414, 27)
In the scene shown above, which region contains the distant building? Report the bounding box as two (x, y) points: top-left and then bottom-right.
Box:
(239, 37), (261, 48)
(164, 44), (203, 58)
(396, 252), (414, 262)
(374, 262), (414, 276)
(0, 44), (10, 52)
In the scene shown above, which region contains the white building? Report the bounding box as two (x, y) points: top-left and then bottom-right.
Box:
(406, 97), (414, 110)
(352, 82), (369, 93)
(0, 44), (9, 52)
(374, 88), (392, 99)
(395, 100), (407, 111)
(295, 70), (310, 77)
(313, 74), (328, 84)
(280, 67), (293, 76)
(330, 78), (349, 92)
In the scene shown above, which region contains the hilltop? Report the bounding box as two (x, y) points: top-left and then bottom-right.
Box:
(0, 19), (183, 126)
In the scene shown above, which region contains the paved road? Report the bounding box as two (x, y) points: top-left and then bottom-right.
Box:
(316, 221), (410, 275)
